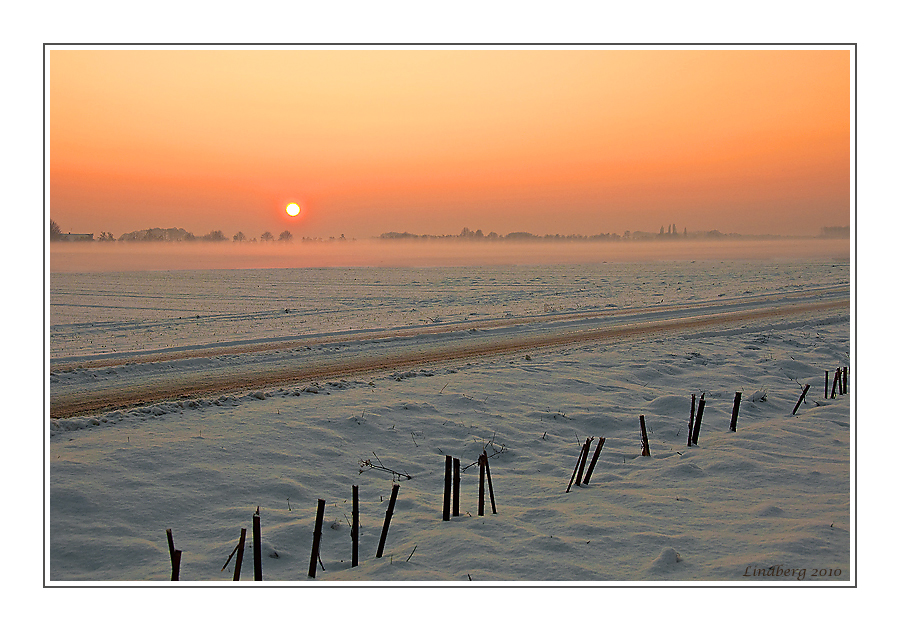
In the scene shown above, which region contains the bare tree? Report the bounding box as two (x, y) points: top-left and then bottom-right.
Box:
(278, 230), (293, 242)
(261, 231), (274, 242)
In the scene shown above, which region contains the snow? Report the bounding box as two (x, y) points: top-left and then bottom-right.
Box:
(47, 260), (852, 589)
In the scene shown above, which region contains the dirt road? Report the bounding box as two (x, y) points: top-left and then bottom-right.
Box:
(49, 296), (848, 419)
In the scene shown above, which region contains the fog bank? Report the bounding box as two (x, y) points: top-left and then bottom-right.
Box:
(49, 238), (850, 273)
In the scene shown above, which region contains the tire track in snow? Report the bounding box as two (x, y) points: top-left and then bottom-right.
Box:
(51, 287), (844, 370)
(49, 296), (848, 418)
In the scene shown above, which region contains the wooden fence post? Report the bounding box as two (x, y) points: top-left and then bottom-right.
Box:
(309, 498), (326, 578)
(843, 366), (849, 394)
(452, 458), (461, 517)
(443, 455), (452, 521)
(166, 528), (177, 580)
(692, 396), (706, 445)
(483, 450), (497, 514)
(825, 370), (829, 399)
(640, 415), (651, 457)
(233, 528), (246, 581)
(478, 454), (486, 515)
(575, 437), (592, 486)
(166, 528), (175, 563)
(582, 437), (606, 485)
(166, 528), (181, 581)
(253, 511), (262, 581)
(565, 441), (588, 493)
(792, 384), (811, 415)
(352, 486), (359, 568)
(376, 484), (400, 558)
(831, 369), (840, 398)
(687, 393), (696, 448)
(729, 391), (742, 432)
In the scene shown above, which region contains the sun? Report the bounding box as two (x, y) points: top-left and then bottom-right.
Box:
(285, 202), (301, 217)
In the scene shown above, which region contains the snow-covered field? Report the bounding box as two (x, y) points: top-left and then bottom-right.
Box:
(47, 259), (852, 586)
(49, 259), (849, 362)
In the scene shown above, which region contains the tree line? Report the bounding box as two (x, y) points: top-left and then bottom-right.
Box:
(380, 226), (698, 241)
(49, 221), (295, 243)
(50, 220), (851, 244)
(380, 227), (623, 241)
(116, 227), (296, 243)
(380, 225), (850, 242)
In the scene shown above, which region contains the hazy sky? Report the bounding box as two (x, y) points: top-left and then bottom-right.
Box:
(48, 46), (851, 240)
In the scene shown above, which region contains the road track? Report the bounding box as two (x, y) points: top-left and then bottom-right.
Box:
(49, 297), (848, 419)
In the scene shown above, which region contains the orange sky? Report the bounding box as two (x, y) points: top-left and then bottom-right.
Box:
(48, 47), (851, 240)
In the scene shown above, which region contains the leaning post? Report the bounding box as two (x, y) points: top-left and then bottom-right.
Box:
(308, 498), (326, 578)
(640, 415), (651, 457)
(376, 484), (400, 559)
(729, 391), (742, 432)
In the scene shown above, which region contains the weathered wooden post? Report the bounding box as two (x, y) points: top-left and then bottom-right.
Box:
(687, 393), (696, 448)
(575, 437), (592, 486)
(172, 550), (182, 581)
(351, 485), (359, 568)
(253, 510), (262, 581)
(729, 391), (742, 432)
(792, 384), (811, 415)
(478, 454), (486, 515)
(692, 396), (706, 445)
(166, 528), (175, 563)
(165, 528), (180, 581)
(582, 437), (606, 485)
(309, 498), (326, 578)
(640, 415), (651, 456)
(825, 370), (829, 399)
(443, 455), (452, 521)
(452, 458), (461, 517)
(376, 484), (400, 559)
(843, 366), (849, 394)
(233, 528), (246, 581)
(165, 528), (182, 581)
(483, 450), (497, 514)
(831, 369), (840, 398)
(565, 440), (588, 493)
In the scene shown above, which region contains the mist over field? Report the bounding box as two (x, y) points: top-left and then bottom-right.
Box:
(49, 237), (850, 273)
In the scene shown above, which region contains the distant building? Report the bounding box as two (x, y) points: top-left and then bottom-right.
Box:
(60, 232), (94, 242)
